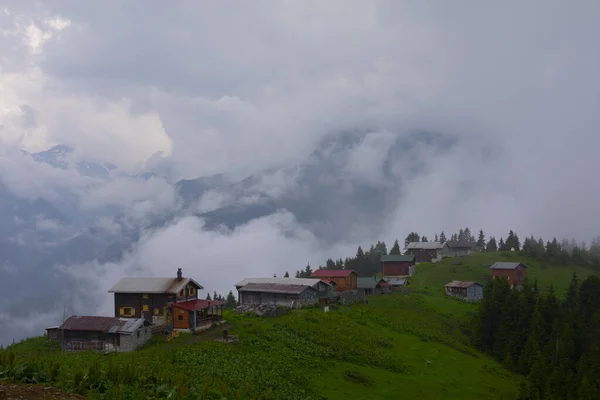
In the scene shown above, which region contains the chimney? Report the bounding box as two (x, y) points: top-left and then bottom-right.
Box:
(177, 268), (182, 281)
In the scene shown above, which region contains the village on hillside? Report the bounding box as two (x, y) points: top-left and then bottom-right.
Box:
(44, 240), (527, 353)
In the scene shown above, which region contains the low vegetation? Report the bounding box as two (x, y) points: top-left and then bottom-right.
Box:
(2, 251), (598, 399)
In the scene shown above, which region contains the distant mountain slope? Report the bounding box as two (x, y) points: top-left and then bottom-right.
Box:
(24, 145), (117, 179)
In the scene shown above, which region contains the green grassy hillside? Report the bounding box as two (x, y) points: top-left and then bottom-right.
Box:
(2, 252), (597, 400)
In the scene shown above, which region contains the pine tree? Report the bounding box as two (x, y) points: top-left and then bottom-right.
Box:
(486, 237), (498, 252)
(477, 229), (486, 251)
(206, 293), (212, 300)
(226, 290), (236, 308)
(421, 236), (428, 242)
(434, 233), (439, 242)
(390, 239), (401, 255)
(284, 271), (290, 278)
(499, 237), (506, 251)
(439, 231), (447, 243)
(305, 263), (313, 277)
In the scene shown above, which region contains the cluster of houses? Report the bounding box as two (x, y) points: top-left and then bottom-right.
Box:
(45, 241), (527, 353)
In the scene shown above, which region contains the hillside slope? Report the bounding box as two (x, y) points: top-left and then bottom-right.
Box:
(3, 252), (597, 399)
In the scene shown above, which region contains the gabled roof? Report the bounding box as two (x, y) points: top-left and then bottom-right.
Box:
(489, 262), (526, 270)
(238, 282), (317, 295)
(172, 299), (226, 311)
(234, 277), (330, 289)
(357, 276), (379, 289)
(446, 241), (477, 249)
(380, 254), (415, 262)
(58, 316), (149, 334)
(445, 280), (482, 288)
(311, 269), (357, 278)
(108, 277), (203, 294)
(405, 242), (447, 250)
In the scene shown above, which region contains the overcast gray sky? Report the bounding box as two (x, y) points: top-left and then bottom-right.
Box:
(1, 1), (599, 343)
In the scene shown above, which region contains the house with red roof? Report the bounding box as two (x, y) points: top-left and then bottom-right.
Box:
(170, 299), (226, 332)
(311, 269), (358, 292)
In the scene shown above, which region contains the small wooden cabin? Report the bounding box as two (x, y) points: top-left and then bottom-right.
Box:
(311, 269), (358, 292)
(489, 262), (527, 288)
(50, 315), (151, 352)
(444, 281), (483, 302)
(404, 242), (450, 263)
(170, 299), (225, 332)
(380, 254), (416, 276)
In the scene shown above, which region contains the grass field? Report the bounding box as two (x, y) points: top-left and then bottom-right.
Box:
(3, 252), (597, 399)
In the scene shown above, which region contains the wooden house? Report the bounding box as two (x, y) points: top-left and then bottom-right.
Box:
(357, 276), (391, 296)
(170, 299), (225, 332)
(380, 254), (416, 276)
(51, 315), (151, 352)
(446, 241), (477, 257)
(444, 281), (483, 302)
(234, 277), (336, 307)
(108, 268), (203, 325)
(311, 269), (358, 292)
(404, 242), (450, 263)
(489, 262), (527, 288)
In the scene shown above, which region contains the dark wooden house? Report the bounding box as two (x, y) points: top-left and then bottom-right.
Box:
(108, 268), (203, 325)
(170, 299), (225, 332)
(381, 254), (416, 276)
(489, 262), (527, 288)
(444, 281), (483, 302)
(446, 241), (477, 257)
(311, 269), (358, 292)
(404, 242), (450, 263)
(51, 315), (151, 352)
(239, 283), (319, 307)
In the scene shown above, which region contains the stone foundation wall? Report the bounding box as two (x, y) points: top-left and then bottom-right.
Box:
(339, 289), (366, 305)
(234, 304), (291, 317)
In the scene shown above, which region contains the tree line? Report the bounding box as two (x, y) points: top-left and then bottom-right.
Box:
(205, 290), (237, 309)
(471, 274), (600, 399)
(289, 228), (600, 278)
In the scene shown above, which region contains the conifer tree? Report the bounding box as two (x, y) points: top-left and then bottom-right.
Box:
(477, 229), (486, 251)
(439, 231), (447, 243)
(390, 239), (401, 255)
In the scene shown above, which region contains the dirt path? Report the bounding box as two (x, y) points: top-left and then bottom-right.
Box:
(0, 382), (85, 399)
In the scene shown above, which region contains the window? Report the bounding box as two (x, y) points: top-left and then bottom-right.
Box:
(120, 307), (134, 317)
(178, 289), (184, 297)
(177, 315), (183, 321)
(153, 308), (160, 316)
(142, 294), (148, 299)
(142, 304), (149, 312)
(188, 286), (196, 296)
(137, 331), (140, 338)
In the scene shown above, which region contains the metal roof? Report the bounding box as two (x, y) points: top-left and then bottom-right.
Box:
(58, 316), (148, 334)
(311, 269), (357, 278)
(405, 242), (446, 250)
(234, 277), (330, 288)
(489, 262), (525, 270)
(172, 299), (226, 311)
(59, 316), (125, 333)
(238, 282), (317, 295)
(380, 255), (415, 262)
(108, 276), (203, 294)
(445, 280), (482, 288)
(357, 276), (379, 289)
(446, 241), (477, 249)
(118, 318), (149, 334)
(388, 278), (407, 285)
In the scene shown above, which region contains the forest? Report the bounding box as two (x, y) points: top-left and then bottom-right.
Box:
(472, 274), (600, 399)
(292, 228), (600, 278)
